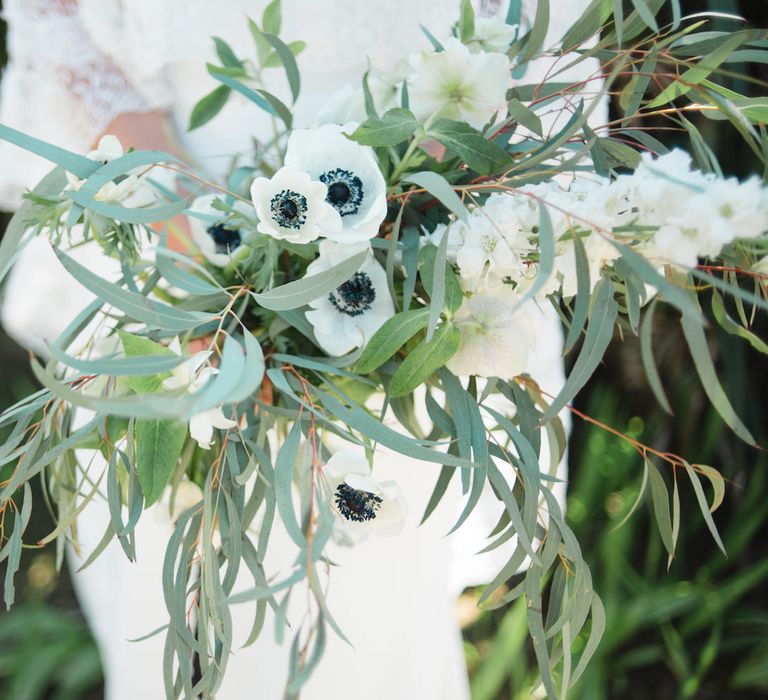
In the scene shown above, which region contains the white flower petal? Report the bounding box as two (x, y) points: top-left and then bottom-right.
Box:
(208, 407), (238, 430)
(325, 449), (371, 480)
(189, 412), (215, 450)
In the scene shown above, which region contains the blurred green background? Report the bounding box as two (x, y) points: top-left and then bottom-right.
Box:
(0, 2), (767, 699)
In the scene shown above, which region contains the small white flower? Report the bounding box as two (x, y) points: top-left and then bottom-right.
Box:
(628, 150), (768, 266)
(423, 222), (465, 262)
(187, 194), (249, 267)
(642, 224), (700, 269)
(250, 166), (342, 244)
(163, 338), (237, 450)
(626, 149), (710, 230)
(315, 75), (400, 126)
(324, 449), (407, 543)
(552, 233), (621, 297)
(306, 241), (395, 356)
(447, 288), (536, 380)
(465, 18), (518, 53)
(678, 175), (768, 249)
(65, 135), (155, 207)
(453, 193), (532, 290)
(284, 123), (387, 243)
(408, 38), (510, 129)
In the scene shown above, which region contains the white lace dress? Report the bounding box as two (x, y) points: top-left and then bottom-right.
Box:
(0, 2), (605, 698)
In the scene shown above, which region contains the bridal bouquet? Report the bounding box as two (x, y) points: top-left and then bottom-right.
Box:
(1, 0), (767, 697)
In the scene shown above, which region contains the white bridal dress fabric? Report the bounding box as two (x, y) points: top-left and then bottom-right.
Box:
(0, 1), (606, 698)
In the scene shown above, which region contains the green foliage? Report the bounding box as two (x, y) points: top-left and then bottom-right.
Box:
(0, 604), (102, 700)
(119, 331), (187, 505)
(428, 119), (512, 175)
(2, 1), (768, 697)
(389, 321), (461, 397)
(251, 248), (368, 310)
(189, 85), (231, 131)
(418, 243), (464, 315)
(464, 367), (768, 699)
(356, 308), (430, 373)
(349, 109), (421, 147)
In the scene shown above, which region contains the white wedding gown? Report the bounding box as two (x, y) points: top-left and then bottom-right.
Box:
(0, 1), (605, 698)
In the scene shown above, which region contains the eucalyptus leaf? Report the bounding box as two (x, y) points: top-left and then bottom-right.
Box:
(403, 172), (469, 221)
(54, 249), (212, 331)
(418, 243), (464, 315)
(356, 308), (430, 374)
(252, 248), (368, 311)
(349, 109), (420, 147)
(390, 322), (461, 398)
(189, 86), (232, 131)
(0, 124), (98, 179)
(428, 119), (512, 175)
(541, 279), (617, 422)
(135, 419), (187, 507)
(647, 458), (675, 556)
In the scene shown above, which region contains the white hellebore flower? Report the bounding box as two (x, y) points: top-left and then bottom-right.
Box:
(315, 75), (399, 126)
(447, 289), (536, 380)
(453, 193), (532, 290)
(250, 166), (341, 244)
(285, 123), (387, 243)
(65, 135), (155, 207)
(466, 18), (518, 53)
(163, 338), (237, 450)
(306, 241), (395, 356)
(408, 38), (510, 129)
(324, 449), (407, 543)
(188, 194), (248, 267)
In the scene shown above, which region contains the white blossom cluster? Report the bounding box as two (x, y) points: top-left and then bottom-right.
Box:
(433, 150), (768, 296)
(426, 150), (768, 381)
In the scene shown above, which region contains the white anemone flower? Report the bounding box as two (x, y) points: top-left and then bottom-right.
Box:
(188, 194), (249, 267)
(324, 449), (407, 543)
(285, 123), (387, 243)
(408, 38), (510, 129)
(163, 338), (237, 450)
(65, 135), (155, 207)
(306, 241), (395, 356)
(250, 166), (342, 244)
(447, 289), (536, 380)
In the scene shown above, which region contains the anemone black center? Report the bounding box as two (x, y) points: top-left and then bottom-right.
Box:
(328, 271), (376, 317)
(206, 223), (242, 255)
(327, 182), (351, 206)
(334, 483), (382, 522)
(319, 168), (364, 217)
(270, 189), (308, 230)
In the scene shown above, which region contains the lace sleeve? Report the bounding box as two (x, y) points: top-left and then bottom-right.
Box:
(0, 0), (170, 210)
